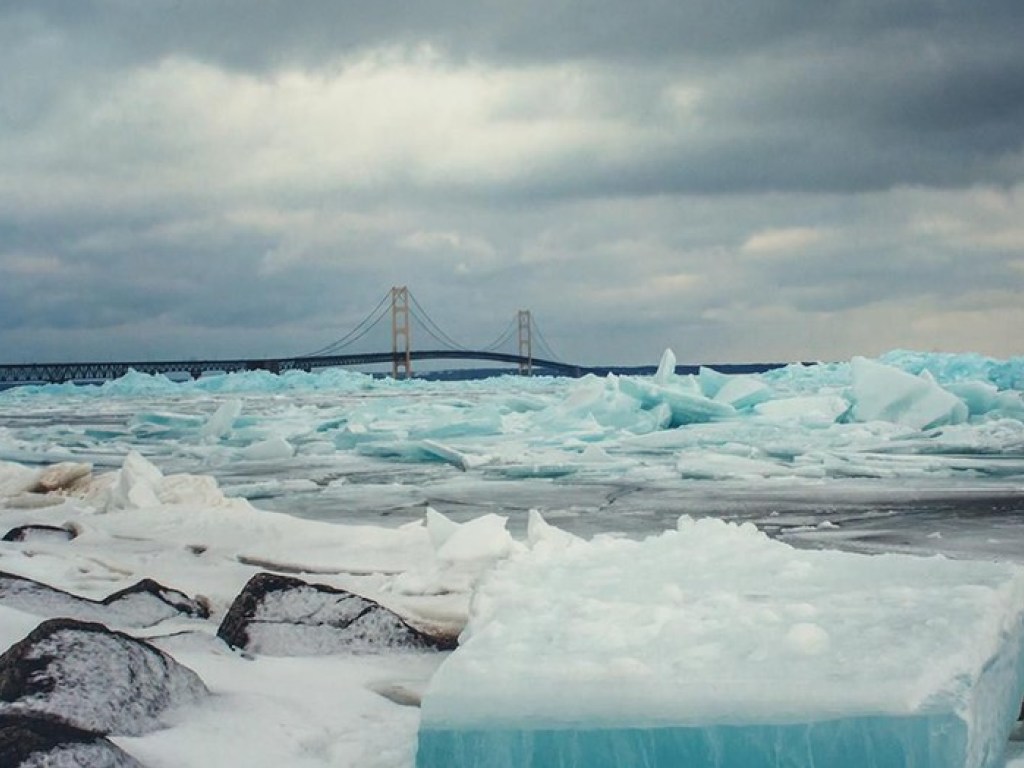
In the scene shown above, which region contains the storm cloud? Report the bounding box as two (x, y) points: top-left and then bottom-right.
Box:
(1, 0), (1022, 365)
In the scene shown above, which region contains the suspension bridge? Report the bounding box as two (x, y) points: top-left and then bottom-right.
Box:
(0, 287), (586, 386)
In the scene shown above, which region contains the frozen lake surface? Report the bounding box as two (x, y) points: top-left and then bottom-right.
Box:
(2, 349), (1024, 766)
(2, 349), (1022, 558)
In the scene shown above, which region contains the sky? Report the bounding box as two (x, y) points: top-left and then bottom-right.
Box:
(1, 1), (1022, 367)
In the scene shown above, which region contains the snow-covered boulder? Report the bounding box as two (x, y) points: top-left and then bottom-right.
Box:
(0, 713), (143, 767)
(2, 525), (77, 544)
(0, 618), (208, 736)
(0, 572), (209, 628)
(216, 572), (456, 655)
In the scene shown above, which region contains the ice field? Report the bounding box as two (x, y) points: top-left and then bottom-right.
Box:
(2, 349), (1024, 766)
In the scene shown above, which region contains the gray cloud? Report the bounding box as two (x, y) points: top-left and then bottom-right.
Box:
(0, 0), (1022, 366)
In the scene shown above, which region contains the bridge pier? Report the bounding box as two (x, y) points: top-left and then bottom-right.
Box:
(518, 310), (533, 376)
(391, 286), (412, 379)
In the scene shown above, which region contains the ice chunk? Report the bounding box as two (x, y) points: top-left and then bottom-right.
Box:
(618, 376), (736, 427)
(754, 394), (849, 425)
(550, 375), (657, 433)
(107, 451), (163, 510)
(526, 509), (581, 551)
(713, 376), (772, 410)
(425, 507), (462, 551)
(434, 513), (517, 565)
(654, 348), (677, 385)
(418, 517), (1024, 768)
(420, 440), (489, 471)
(240, 437), (295, 461)
(851, 356), (969, 430)
(697, 365), (731, 398)
(199, 398), (242, 441)
(93, 452), (236, 511)
(394, 510), (523, 596)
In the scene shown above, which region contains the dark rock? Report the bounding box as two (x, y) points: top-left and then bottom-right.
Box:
(0, 617), (208, 736)
(102, 578), (210, 621)
(0, 713), (142, 767)
(0, 571), (208, 627)
(1, 524), (77, 543)
(217, 572), (457, 655)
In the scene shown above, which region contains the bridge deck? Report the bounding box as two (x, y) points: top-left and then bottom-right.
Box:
(0, 350), (585, 386)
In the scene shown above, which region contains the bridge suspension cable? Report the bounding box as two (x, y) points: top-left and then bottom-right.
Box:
(482, 315), (519, 352)
(532, 319), (563, 362)
(300, 290), (392, 357)
(407, 291), (472, 351)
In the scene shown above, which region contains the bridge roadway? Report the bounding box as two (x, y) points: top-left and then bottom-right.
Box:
(0, 349), (586, 386)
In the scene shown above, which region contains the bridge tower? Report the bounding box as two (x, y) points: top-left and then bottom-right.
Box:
(391, 286), (412, 379)
(518, 309), (532, 376)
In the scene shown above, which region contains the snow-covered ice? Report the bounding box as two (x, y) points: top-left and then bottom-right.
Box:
(419, 516), (1024, 767)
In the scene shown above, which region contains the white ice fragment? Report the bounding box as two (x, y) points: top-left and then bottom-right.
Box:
(395, 511), (523, 597)
(527, 509), (581, 551)
(425, 507), (461, 551)
(420, 440), (489, 471)
(108, 451), (163, 511)
(240, 437), (296, 461)
(199, 399), (242, 441)
(713, 376), (772, 410)
(654, 348), (677, 385)
(850, 356), (969, 430)
(435, 514), (517, 564)
(754, 395), (849, 425)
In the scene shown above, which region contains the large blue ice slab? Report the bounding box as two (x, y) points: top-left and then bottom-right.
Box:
(419, 714), (966, 768)
(417, 517), (1024, 768)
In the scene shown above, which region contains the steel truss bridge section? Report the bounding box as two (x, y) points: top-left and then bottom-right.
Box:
(0, 350), (586, 386)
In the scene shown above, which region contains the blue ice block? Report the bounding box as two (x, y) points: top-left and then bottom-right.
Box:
(417, 517), (1024, 768)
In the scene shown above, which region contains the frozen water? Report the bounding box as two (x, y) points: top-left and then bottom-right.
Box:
(199, 399), (242, 441)
(418, 516), (1024, 768)
(2, 352), (1024, 765)
(713, 375), (772, 410)
(850, 356), (969, 430)
(1, 344), (1024, 767)
(0, 351), (1022, 557)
